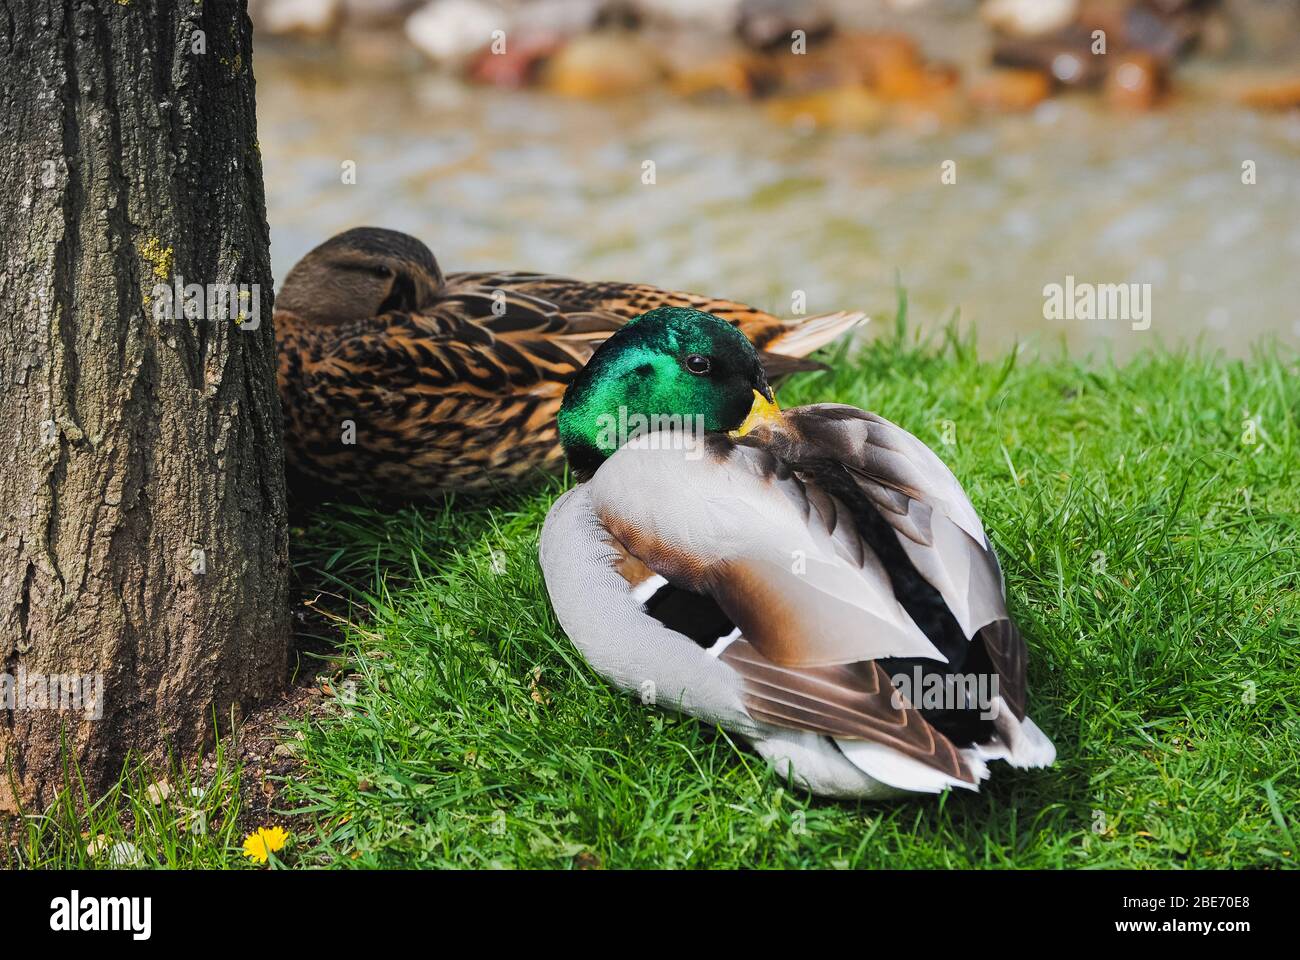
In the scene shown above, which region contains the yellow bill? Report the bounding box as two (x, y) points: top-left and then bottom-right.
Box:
(731, 389), (783, 438)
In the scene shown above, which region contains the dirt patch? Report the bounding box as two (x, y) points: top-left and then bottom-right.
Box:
(226, 673), (325, 835)
(226, 581), (356, 838)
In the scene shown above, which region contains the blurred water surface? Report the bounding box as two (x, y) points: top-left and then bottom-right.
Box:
(258, 48), (1300, 357)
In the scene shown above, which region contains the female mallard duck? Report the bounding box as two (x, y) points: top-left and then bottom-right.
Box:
(540, 306), (1055, 797)
(276, 227), (863, 497)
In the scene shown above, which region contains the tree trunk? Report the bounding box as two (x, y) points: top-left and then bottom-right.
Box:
(0, 0), (289, 811)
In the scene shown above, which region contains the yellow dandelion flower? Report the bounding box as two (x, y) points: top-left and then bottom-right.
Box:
(242, 826), (290, 864)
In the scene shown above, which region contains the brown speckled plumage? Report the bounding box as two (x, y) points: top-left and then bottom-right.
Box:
(276, 227), (863, 498)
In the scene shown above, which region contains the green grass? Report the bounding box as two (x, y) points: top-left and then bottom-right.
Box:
(8, 317), (1299, 868)
(6, 736), (256, 869)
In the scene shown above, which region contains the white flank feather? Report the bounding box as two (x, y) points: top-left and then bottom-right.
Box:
(992, 703), (1058, 768)
(835, 738), (988, 794)
(629, 573), (668, 606)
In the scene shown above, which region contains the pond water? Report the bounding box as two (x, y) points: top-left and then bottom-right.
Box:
(256, 47), (1300, 358)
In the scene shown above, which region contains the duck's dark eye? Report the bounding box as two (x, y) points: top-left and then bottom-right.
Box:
(685, 354), (712, 375)
(373, 264), (394, 279)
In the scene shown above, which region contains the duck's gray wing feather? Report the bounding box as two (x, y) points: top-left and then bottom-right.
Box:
(767, 405), (1028, 719)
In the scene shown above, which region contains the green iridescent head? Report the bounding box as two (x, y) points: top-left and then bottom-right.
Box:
(558, 307), (776, 478)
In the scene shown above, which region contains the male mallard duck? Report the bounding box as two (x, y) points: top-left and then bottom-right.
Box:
(540, 307), (1055, 797)
(275, 227), (863, 497)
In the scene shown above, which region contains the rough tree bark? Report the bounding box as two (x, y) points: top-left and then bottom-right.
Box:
(0, 0), (289, 810)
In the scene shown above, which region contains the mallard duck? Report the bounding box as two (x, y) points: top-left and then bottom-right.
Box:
(540, 307), (1055, 797)
(275, 227), (863, 497)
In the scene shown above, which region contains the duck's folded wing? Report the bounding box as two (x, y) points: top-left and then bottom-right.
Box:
(772, 405), (1028, 719)
(446, 271), (793, 342)
(432, 277), (625, 368)
(588, 436), (988, 783)
(715, 638), (976, 784)
(589, 436), (951, 670)
(444, 272), (864, 375)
